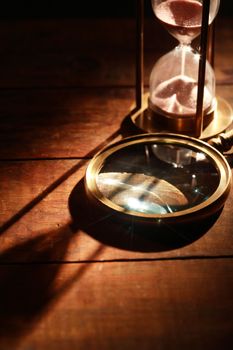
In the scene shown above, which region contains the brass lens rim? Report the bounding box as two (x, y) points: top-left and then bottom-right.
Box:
(85, 133), (232, 225)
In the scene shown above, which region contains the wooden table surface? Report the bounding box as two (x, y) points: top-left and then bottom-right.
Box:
(0, 14), (233, 350)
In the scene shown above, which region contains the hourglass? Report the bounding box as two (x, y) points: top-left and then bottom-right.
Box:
(132, 0), (232, 139)
(148, 0), (221, 136)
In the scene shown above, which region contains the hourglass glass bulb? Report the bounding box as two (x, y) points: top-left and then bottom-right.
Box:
(149, 46), (215, 118)
(151, 0), (220, 44)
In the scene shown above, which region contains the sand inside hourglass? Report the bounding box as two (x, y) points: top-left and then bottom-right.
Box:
(150, 73), (212, 116)
(155, 0), (203, 43)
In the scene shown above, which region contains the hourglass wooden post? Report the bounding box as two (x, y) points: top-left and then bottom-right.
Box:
(195, 0), (211, 138)
(136, 0), (144, 110)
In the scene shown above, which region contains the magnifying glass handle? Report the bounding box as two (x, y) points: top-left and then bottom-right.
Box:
(209, 129), (233, 153)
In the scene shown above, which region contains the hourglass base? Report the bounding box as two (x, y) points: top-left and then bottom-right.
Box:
(131, 93), (233, 140)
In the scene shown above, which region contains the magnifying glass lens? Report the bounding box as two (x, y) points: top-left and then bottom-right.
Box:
(97, 143), (219, 215)
(85, 134), (231, 224)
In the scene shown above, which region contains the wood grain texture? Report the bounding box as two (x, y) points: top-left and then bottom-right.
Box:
(0, 15), (232, 349)
(0, 160), (232, 263)
(0, 86), (232, 159)
(0, 19), (231, 88)
(0, 259), (233, 350)
(0, 88), (129, 159)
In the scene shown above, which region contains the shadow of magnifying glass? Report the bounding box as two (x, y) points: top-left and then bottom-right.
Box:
(69, 177), (222, 253)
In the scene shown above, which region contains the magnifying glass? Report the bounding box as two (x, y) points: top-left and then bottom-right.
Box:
(85, 133), (231, 226)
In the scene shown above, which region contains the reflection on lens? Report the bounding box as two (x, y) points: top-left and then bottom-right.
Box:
(97, 172), (188, 214)
(97, 142), (219, 215)
(152, 144), (209, 168)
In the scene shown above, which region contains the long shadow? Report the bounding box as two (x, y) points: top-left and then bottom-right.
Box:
(0, 108), (139, 347)
(0, 106), (230, 348)
(69, 178), (222, 252)
(0, 109), (139, 348)
(0, 129), (120, 236)
(0, 106), (141, 236)
(0, 106), (230, 255)
(0, 224), (104, 349)
(225, 154), (233, 168)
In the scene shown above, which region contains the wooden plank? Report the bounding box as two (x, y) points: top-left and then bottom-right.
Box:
(0, 88), (131, 159)
(0, 15), (232, 350)
(0, 86), (232, 159)
(0, 50), (137, 88)
(0, 49), (231, 89)
(0, 18), (230, 53)
(0, 49), (230, 89)
(0, 18), (176, 53)
(0, 160), (232, 263)
(0, 19), (231, 88)
(0, 259), (233, 349)
(0, 19), (137, 53)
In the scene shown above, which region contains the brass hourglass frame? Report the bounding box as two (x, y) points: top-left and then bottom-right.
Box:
(132, 0), (233, 140)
